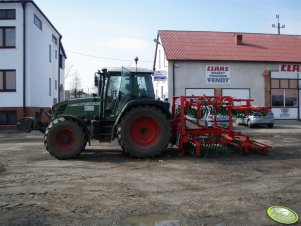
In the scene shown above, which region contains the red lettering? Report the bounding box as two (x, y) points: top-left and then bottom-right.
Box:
(287, 65), (292, 72)
(207, 66), (230, 72)
(280, 65), (287, 72)
(292, 65), (300, 72)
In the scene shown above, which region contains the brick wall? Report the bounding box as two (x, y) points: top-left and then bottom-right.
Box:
(263, 70), (271, 106)
(0, 107), (50, 130)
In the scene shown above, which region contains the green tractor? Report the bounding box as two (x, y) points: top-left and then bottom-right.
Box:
(18, 67), (171, 159)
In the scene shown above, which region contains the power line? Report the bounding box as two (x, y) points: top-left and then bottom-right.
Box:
(66, 50), (153, 63)
(272, 14), (285, 35)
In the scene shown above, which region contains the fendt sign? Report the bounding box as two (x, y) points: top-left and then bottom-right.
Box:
(279, 64), (301, 72)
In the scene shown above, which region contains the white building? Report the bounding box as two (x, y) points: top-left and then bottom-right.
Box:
(0, 0), (66, 129)
(154, 30), (301, 119)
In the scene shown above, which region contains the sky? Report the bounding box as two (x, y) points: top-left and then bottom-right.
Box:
(34, 0), (301, 92)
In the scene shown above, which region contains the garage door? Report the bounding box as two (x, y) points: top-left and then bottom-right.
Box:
(222, 89), (250, 105)
(185, 88), (214, 96)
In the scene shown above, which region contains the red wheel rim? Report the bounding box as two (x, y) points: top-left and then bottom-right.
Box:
(54, 129), (76, 150)
(130, 117), (161, 148)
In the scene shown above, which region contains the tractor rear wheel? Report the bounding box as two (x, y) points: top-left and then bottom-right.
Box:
(119, 106), (170, 157)
(44, 118), (86, 159)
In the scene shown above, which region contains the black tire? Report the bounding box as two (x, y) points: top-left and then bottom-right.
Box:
(44, 118), (86, 159)
(247, 120), (253, 128)
(116, 125), (126, 153)
(119, 106), (171, 158)
(268, 123), (274, 128)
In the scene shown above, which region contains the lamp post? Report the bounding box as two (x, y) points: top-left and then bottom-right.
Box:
(134, 56), (139, 73)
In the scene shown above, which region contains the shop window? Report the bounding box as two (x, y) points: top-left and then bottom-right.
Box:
(0, 70), (16, 91)
(285, 90), (298, 107)
(289, 80), (297, 89)
(0, 111), (16, 125)
(272, 79), (298, 89)
(280, 80), (289, 89)
(271, 89), (298, 107)
(271, 79), (279, 88)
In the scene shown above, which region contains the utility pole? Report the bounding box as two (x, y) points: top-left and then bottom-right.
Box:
(272, 14), (285, 35)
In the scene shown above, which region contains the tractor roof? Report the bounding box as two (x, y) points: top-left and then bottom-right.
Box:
(103, 67), (154, 73)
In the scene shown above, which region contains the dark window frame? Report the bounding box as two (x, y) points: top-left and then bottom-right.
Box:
(0, 111), (17, 125)
(33, 14), (42, 30)
(0, 26), (16, 48)
(0, 9), (16, 20)
(0, 70), (16, 92)
(52, 34), (57, 45)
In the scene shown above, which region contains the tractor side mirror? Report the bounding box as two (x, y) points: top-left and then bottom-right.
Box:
(94, 74), (99, 87)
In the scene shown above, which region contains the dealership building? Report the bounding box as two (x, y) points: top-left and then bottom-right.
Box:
(153, 30), (301, 119)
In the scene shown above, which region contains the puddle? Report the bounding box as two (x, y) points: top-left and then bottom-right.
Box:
(115, 213), (180, 226)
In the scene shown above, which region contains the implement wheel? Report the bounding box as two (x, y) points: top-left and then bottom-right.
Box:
(44, 118), (86, 159)
(119, 106), (170, 157)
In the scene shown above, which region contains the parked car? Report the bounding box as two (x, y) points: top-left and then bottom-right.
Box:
(185, 106), (229, 128)
(205, 109), (229, 128)
(236, 109), (274, 128)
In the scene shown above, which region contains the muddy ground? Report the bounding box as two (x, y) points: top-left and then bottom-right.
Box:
(0, 121), (300, 226)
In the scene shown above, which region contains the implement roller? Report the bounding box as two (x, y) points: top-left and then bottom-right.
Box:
(170, 95), (272, 157)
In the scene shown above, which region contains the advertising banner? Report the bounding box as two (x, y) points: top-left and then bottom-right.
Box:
(206, 65), (231, 84)
(154, 71), (167, 81)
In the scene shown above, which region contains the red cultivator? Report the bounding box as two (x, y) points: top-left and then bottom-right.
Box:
(170, 96), (272, 157)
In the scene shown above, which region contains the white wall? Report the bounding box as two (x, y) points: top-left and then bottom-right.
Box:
(26, 4), (60, 108)
(154, 37), (168, 100)
(0, 3), (23, 107)
(167, 61), (279, 106)
(0, 2), (64, 109)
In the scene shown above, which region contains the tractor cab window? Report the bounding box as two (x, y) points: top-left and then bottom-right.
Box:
(136, 74), (155, 98)
(105, 75), (121, 116)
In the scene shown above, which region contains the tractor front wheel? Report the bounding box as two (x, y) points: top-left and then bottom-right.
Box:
(44, 118), (86, 159)
(119, 106), (170, 158)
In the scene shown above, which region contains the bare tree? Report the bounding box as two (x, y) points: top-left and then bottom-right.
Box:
(70, 70), (82, 98)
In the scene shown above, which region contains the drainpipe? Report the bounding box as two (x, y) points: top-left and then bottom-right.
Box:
(22, 0), (26, 116)
(172, 61), (176, 97)
(58, 36), (62, 102)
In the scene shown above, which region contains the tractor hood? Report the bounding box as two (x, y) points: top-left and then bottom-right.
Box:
(52, 97), (101, 119)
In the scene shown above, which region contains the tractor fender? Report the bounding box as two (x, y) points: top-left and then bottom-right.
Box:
(112, 99), (171, 139)
(58, 115), (90, 144)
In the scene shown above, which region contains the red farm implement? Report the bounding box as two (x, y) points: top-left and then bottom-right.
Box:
(170, 96), (272, 157)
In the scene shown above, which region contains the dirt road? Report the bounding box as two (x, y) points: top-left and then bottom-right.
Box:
(0, 121), (300, 226)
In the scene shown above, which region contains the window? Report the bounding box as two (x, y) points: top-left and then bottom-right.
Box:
(59, 54), (65, 69)
(271, 79), (297, 89)
(0, 111), (16, 125)
(34, 14), (42, 30)
(0, 9), (16, 20)
(0, 70), (16, 92)
(271, 79), (298, 107)
(0, 27), (16, 48)
(52, 35), (57, 45)
(49, 78), (52, 96)
(55, 80), (57, 90)
(49, 44), (52, 62)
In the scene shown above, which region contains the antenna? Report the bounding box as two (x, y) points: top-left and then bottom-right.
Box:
(272, 14), (285, 35)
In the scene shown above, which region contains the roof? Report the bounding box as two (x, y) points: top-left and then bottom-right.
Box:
(158, 30), (301, 63)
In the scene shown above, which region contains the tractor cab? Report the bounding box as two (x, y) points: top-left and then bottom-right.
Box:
(96, 67), (155, 119)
